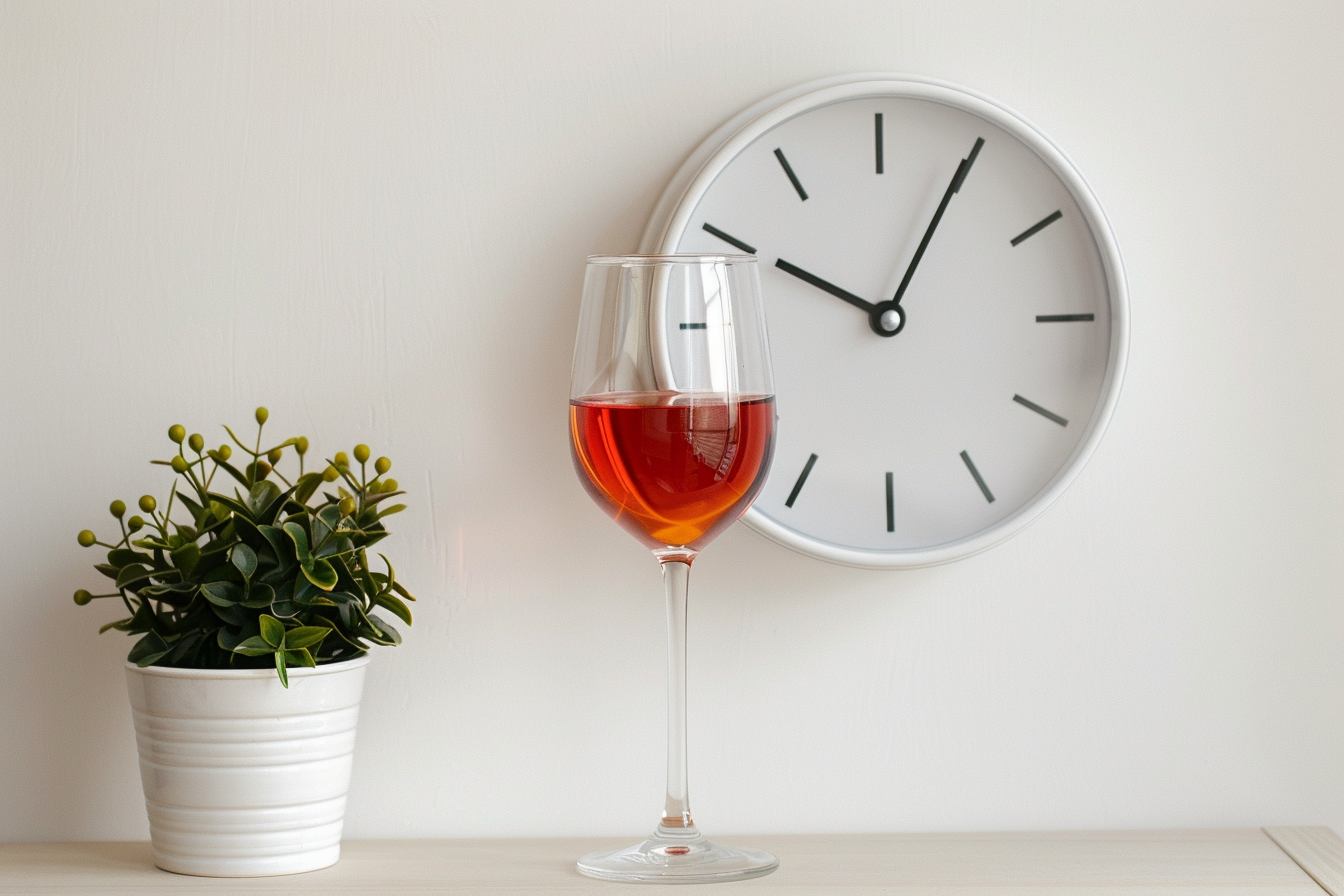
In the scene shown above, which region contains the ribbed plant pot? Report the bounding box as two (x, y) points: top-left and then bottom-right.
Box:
(124, 655), (370, 877)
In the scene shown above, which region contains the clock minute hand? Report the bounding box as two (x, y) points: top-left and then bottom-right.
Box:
(775, 258), (876, 313)
(890, 136), (985, 306)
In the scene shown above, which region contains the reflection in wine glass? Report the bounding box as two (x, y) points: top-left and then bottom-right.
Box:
(569, 255), (778, 883)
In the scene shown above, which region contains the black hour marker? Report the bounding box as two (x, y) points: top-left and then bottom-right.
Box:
(679, 322), (707, 330)
(1013, 394), (1069, 427)
(1036, 313), (1095, 323)
(774, 148), (809, 201)
(1011, 210), (1063, 246)
(885, 472), (895, 532)
(785, 453), (818, 508)
(960, 450), (995, 503)
(875, 113), (884, 174)
(701, 223), (757, 255)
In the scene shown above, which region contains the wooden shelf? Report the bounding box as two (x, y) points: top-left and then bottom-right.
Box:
(2, 828), (1341, 894)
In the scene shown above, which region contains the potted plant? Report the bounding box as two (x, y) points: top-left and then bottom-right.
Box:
(72, 408), (415, 877)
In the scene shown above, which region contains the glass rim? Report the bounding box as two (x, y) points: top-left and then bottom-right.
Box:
(586, 253), (757, 266)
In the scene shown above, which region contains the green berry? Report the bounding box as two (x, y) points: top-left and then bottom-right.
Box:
(267, 448), (283, 464)
(171, 456), (188, 474)
(255, 460), (272, 480)
(77, 529), (96, 548)
(334, 451), (349, 468)
(255, 407), (269, 425)
(168, 424), (186, 444)
(73, 589), (92, 606)
(109, 500), (126, 519)
(338, 497), (357, 516)
(139, 495), (157, 513)
(374, 456), (391, 475)
(322, 465), (340, 482)
(353, 444), (371, 464)
(384, 478), (398, 492)
(295, 436), (309, 456)
(218, 444), (232, 461)
(127, 516), (145, 532)
(188, 433), (204, 453)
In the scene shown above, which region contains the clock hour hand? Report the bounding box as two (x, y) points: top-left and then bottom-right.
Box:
(889, 136), (984, 307)
(775, 258), (875, 313)
(776, 258), (905, 337)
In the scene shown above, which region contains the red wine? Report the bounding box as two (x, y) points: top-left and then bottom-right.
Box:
(570, 392), (775, 553)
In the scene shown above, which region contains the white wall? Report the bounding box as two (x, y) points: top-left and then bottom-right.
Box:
(2, 0), (1341, 841)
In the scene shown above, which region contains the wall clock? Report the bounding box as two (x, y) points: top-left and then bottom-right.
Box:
(641, 74), (1128, 568)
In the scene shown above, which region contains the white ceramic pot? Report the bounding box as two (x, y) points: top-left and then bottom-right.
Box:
(124, 655), (370, 877)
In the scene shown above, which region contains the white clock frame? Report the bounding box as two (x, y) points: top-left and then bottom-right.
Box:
(641, 74), (1129, 568)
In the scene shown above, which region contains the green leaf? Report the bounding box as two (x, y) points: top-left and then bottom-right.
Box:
(230, 543), (257, 579)
(324, 590), (363, 608)
(360, 612), (402, 646)
(376, 504), (407, 519)
(391, 580), (417, 602)
(378, 553), (397, 584)
(94, 563), (120, 581)
(108, 548), (154, 568)
(283, 521), (311, 563)
(373, 591), (413, 626)
(231, 513), (265, 547)
(209, 493), (252, 519)
(211, 602), (246, 626)
(247, 480), (283, 521)
(212, 456), (252, 488)
(198, 530), (236, 558)
(337, 601), (359, 631)
(241, 582), (274, 609)
(270, 599), (302, 618)
(363, 489), (405, 507)
(128, 632), (171, 666)
(163, 631), (201, 666)
(259, 614), (285, 648)
(316, 503), (341, 538)
(116, 564), (157, 590)
(283, 626), (330, 650)
(257, 524), (292, 564)
(302, 557), (339, 591)
(283, 648), (315, 668)
(171, 543), (201, 579)
(99, 618), (133, 634)
(229, 635), (276, 657)
(216, 628), (252, 651)
(177, 491), (208, 527)
(293, 576), (321, 604)
(125, 595), (154, 633)
(293, 472), (324, 505)
(201, 581), (242, 606)
(359, 530), (390, 550)
(274, 649), (289, 688)
(139, 583), (196, 608)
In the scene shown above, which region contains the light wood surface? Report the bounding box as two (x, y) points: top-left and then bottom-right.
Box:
(2, 828), (1341, 894)
(1267, 828), (1344, 896)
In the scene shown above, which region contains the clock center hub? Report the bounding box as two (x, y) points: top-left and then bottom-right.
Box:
(870, 301), (905, 337)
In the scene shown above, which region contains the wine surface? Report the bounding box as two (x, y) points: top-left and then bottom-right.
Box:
(570, 392), (776, 554)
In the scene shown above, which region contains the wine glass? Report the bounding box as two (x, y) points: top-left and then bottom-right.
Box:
(569, 255), (778, 883)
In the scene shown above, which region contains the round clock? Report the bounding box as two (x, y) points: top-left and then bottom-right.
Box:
(641, 74), (1128, 568)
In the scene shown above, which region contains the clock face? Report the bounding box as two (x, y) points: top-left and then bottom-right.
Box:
(650, 77), (1127, 567)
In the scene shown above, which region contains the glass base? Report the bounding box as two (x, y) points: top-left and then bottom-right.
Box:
(576, 828), (778, 884)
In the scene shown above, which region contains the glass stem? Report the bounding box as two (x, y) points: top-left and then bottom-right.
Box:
(657, 559), (699, 838)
